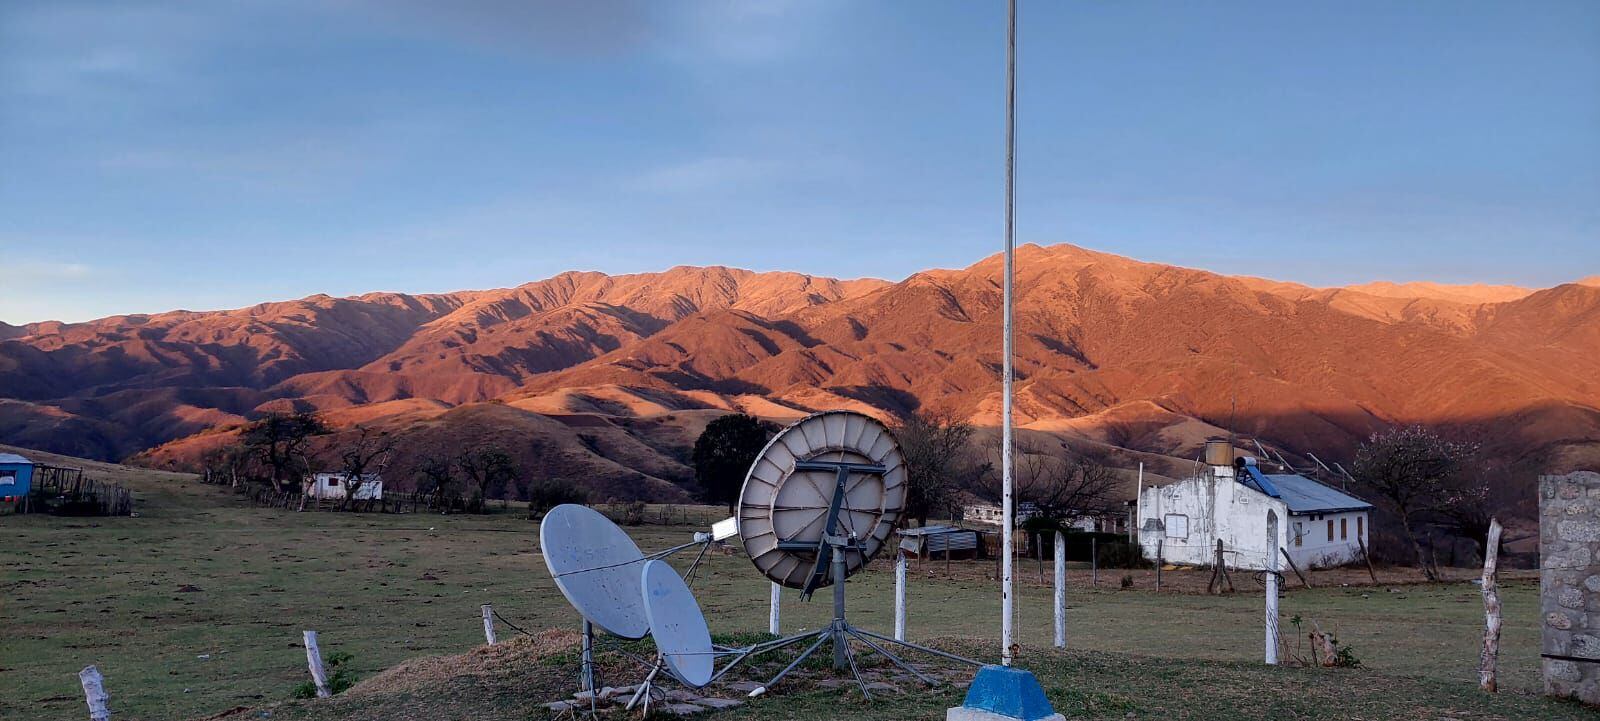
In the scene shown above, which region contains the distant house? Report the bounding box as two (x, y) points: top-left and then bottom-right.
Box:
(1136, 441), (1373, 571)
(963, 501), (1124, 534)
(0, 453), (34, 509)
(962, 501), (1038, 526)
(304, 472), (383, 500)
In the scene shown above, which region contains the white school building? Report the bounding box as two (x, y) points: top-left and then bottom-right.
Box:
(1136, 443), (1372, 571)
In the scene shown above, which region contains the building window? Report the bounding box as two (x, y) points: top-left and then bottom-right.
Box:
(0, 471), (14, 486)
(1341, 518), (1348, 540)
(1294, 522), (1303, 547)
(1164, 514), (1189, 540)
(1357, 516), (1364, 539)
(1327, 519), (1334, 542)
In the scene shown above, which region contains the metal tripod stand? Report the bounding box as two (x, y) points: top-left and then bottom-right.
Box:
(719, 456), (980, 697)
(728, 534), (980, 698)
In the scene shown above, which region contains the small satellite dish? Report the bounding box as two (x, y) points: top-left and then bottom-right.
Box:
(737, 410), (906, 590)
(640, 560), (715, 688)
(539, 503), (650, 639)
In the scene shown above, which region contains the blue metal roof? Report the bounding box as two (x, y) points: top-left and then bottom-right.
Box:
(0, 453), (32, 465)
(1242, 465), (1371, 515)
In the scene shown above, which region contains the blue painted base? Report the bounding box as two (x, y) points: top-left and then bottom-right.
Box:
(945, 665), (1062, 721)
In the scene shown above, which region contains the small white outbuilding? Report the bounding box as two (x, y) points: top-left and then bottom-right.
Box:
(1136, 442), (1372, 571)
(304, 472), (383, 500)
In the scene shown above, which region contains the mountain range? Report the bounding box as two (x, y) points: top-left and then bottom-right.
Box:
(3, 244), (1596, 503)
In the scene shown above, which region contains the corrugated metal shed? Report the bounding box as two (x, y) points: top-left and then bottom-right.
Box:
(899, 525), (982, 556)
(1241, 465), (1371, 515)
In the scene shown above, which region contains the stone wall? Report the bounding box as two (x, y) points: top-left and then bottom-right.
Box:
(1541, 470), (1600, 705)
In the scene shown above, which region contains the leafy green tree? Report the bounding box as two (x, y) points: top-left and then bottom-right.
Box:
(525, 477), (588, 520)
(693, 414), (776, 512)
(242, 412), (330, 493)
(457, 445), (518, 513)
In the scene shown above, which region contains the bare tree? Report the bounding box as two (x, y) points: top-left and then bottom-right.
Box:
(1351, 425), (1476, 581)
(1436, 452), (1519, 563)
(202, 444), (254, 487)
(335, 426), (396, 511)
(1014, 439), (1119, 528)
(458, 445), (518, 513)
(891, 410), (980, 527)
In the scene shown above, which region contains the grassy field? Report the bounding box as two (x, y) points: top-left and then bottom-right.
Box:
(2, 456), (1581, 720)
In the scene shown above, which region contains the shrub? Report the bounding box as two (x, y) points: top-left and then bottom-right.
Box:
(291, 650), (358, 698)
(526, 478), (587, 520)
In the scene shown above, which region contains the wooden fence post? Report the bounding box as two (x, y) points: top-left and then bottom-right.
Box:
(1155, 539), (1163, 591)
(1280, 548), (1311, 589)
(1480, 518), (1503, 693)
(303, 630), (331, 698)
(1209, 539), (1223, 594)
(79, 665), (110, 721)
(481, 604), (497, 646)
(1357, 536), (1379, 584)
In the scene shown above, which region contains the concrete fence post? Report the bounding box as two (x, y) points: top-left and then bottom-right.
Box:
(1053, 530), (1065, 648)
(1266, 510), (1281, 666)
(768, 581), (781, 635)
(894, 552), (908, 641)
(303, 630), (331, 698)
(78, 665), (110, 721)
(481, 604), (497, 646)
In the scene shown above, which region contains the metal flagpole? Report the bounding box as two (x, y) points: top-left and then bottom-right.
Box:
(1000, 0), (1018, 668)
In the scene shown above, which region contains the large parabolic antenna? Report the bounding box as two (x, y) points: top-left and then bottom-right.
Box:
(737, 410), (907, 592)
(539, 503), (650, 639)
(640, 559), (715, 688)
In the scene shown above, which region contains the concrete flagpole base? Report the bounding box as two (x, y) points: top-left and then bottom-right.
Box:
(945, 665), (1063, 721)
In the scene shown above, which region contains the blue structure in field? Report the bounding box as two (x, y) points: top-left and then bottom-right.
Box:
(0, 452), (35, 502)
(946, 665), (1064, 721)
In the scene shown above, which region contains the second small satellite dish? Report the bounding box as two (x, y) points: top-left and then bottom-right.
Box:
(737, 410), (906, 590)
(539, 503), (650, 639)
(640, 559), (715, 688)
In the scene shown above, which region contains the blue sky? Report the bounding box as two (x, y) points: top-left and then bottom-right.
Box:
(3, 1), (1596, 324)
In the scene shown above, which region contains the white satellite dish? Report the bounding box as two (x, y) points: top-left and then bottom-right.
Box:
(539, 503), (650, 639)
(737, 410), (906, 594)
(640, 559), (715, 688)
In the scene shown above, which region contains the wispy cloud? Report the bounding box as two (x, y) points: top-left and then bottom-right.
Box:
(326, 0), (657, 57)
(628, 151), (861, 194)
(629, 156), (774, 193)
(677, 0), (838, 63)
(12, 260), (95, 280)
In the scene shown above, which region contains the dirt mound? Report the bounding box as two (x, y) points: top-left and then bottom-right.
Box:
(345, 629), (580, 698)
